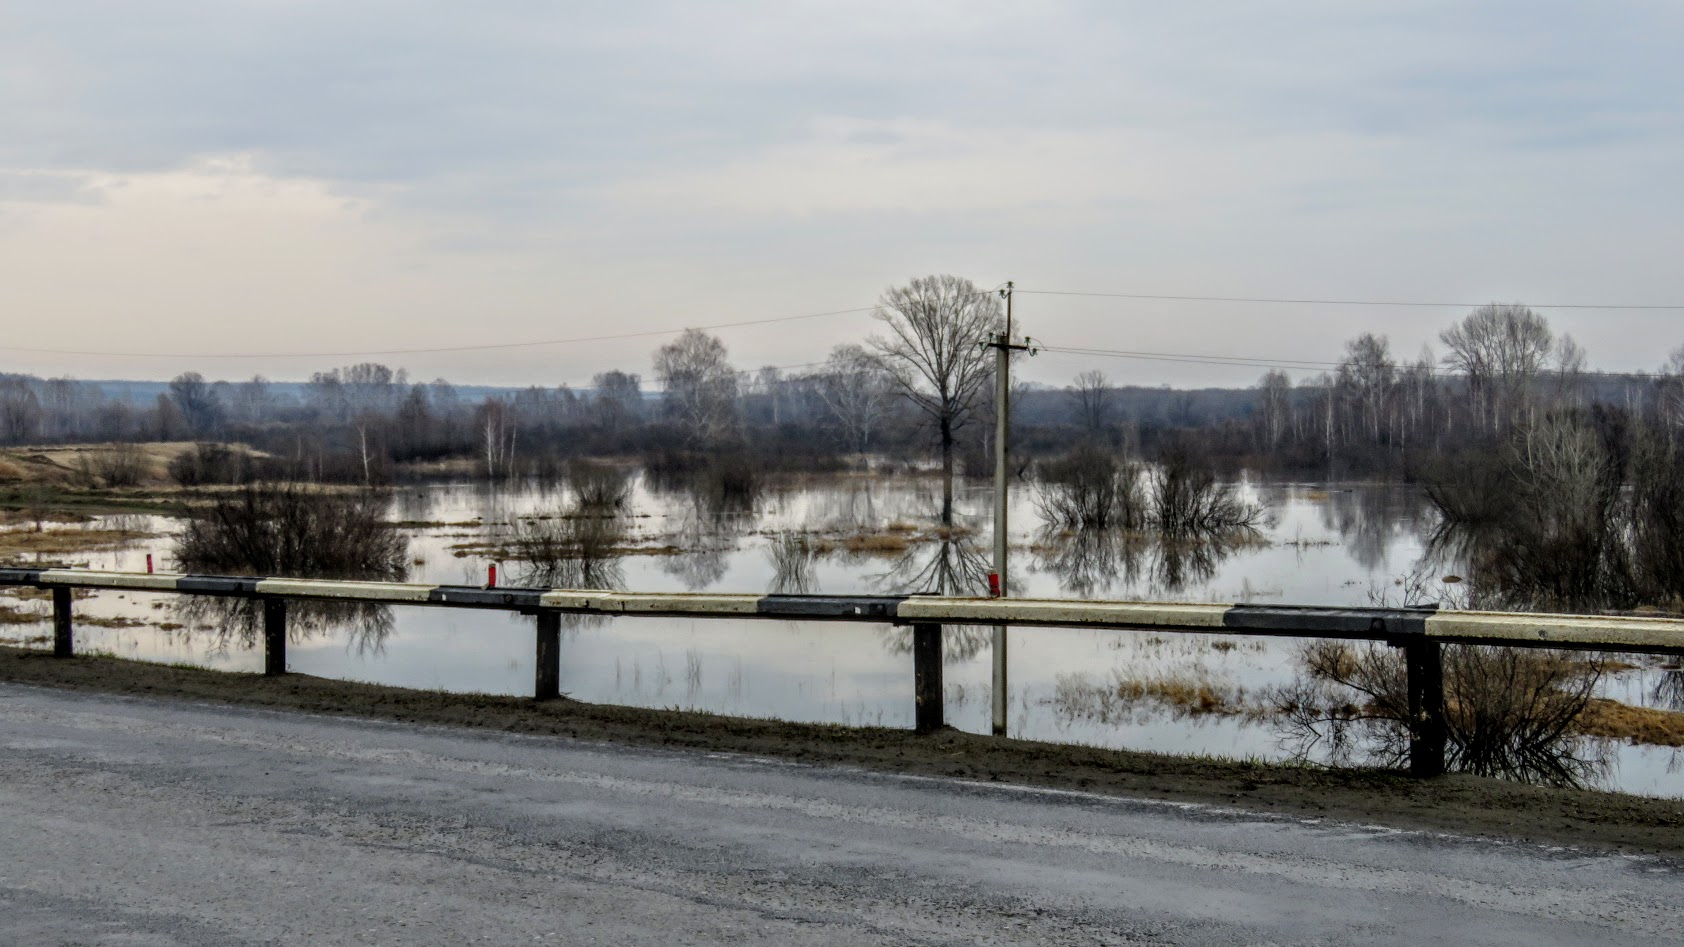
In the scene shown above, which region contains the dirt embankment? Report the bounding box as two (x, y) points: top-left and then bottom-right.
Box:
(2, 645), (1682, 856)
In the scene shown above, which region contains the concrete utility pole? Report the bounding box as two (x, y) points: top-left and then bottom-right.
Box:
(989, 281), (1032, 737)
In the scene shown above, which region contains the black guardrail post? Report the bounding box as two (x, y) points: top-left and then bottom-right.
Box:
(534, 610), (561, 701)
(51, 586), (72, 658)
(262, 597), (287, 676)
(913, 622), (943, 734)
(1405, 638), (1447, 777)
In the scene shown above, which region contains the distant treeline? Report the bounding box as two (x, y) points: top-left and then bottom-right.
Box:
(1, 302), (1679, 486)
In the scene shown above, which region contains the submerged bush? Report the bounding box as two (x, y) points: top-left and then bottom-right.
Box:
(568, 459), (631, 512)
(1422, 411), (1684, 611)
(1034, 446), (1144, 530)
(174, 482), (407, 579)
(1148, 448), (1264, 537)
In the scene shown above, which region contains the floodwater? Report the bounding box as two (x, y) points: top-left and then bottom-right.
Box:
(5, 471), (1682, 798)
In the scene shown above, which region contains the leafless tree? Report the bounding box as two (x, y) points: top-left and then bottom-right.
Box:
(654, 328), (740, 447)
(1440, 304), (1555, 431)
(590, 370), (643, 428)
(1337, 333), (1395, 442)
(869, 275), (1003, 524)
(817, 344), (893, 456)
(1257, 370), (1292, 448)
(0, 377), (42, 444)
(1067, 369), (1114, 434)
(168, 372), (224, 437)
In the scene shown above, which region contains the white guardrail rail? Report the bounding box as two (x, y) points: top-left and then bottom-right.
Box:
(7, 567), (1684, 777)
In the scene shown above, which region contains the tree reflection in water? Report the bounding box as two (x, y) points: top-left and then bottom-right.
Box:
(874, 537), (994, 662)
(1272, 641), (1612, 789)
(172, 596), (398, 658)
(171, 484), (410, 658)
(1030, 527), (1259, 598)
(765, 532), (820, 595)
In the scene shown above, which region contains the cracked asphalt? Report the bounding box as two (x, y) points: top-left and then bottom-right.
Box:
(0, 683), (1678, 945)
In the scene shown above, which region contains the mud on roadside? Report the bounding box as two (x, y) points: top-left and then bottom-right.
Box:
(1, 643), (1682, 857)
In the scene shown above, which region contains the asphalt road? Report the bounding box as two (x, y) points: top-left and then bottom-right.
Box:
(0, 684), (1678, 946)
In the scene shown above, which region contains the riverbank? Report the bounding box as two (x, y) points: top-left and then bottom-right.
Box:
(3, 644), (1681, 856)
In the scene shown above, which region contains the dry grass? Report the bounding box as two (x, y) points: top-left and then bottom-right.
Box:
(1054, 670), (1255, 724)
(0, 604), (47, 626)
(0, 526), (153, 558)
(1578, 699), (1684, 747)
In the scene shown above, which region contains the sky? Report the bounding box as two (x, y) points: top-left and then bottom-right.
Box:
(2, 1), (1682, 390)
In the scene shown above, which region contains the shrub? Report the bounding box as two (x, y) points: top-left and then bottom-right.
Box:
(174, 482), (407, 578)
(1033, 446), (1144, 530)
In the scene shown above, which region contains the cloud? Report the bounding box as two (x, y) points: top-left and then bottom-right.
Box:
(0, 2), (1682, 386)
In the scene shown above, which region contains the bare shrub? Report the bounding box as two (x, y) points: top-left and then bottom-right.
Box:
(568, 459), (630, 512)
(1275, 641), (1606, 786)
(505, 509), (626, 588)
(1148, 449), (1263, 537)
(170, 443), (255, 487)
(1034, 446), (1143, 530)
(1424, 412), (1636, 611)
(93, 442), (148, 487)
(175, 483), (407, 578)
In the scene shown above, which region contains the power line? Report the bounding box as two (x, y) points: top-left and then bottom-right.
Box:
(0, 306), (883, 360)
(1039, 344), (1677, 380)
(1017, 289), (1684, 310)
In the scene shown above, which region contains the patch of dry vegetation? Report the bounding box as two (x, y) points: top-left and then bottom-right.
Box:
(1577, 699), (1684, 747)
(0, 526), (154, 559)
(1053, 670), (1257, 724)
(0, 603), (47, 625)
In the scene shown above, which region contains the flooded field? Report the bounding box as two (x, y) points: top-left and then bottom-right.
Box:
(4, 471), (1682, 798)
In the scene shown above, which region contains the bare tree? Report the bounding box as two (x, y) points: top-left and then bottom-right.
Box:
(590, 370), (643, 428)
(1067, 369), (1114, 434)
(1440, 304), (1555, 431)
(1338, 333), (1396, 442)
(654, 328), (739, 447)
(869, 275), (1003, 524)
(0, 377), (42, 444)
(168, 372), (224, 437)
(817, 344), (893, 456)
(1257, 370), (1292, 448)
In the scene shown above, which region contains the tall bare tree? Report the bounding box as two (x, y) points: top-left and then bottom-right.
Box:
(654, 328), (739, 447)
(817, 344), (893, 456)
(1067, 369), (1114, 435)
(869, 275), (1003, 524)
(1440, 304), (1554, 431)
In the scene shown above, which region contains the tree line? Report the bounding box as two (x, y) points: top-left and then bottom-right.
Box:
(3, 288), (1681, 495)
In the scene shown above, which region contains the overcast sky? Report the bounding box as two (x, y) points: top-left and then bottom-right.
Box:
(2, 1), (1681, 389)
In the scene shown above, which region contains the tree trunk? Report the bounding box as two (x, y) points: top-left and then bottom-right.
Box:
(939, 417), (955, 526)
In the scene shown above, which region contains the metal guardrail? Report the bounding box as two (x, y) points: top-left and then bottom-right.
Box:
(7, 566), (1684, 777)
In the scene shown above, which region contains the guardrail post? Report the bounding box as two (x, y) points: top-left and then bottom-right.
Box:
(1405, 638), (1446, 777)
(262, 597), (287, 676)
(51, 586), (72, 658)
(913, 622), (943, 734)
(534, 610), (561, 701)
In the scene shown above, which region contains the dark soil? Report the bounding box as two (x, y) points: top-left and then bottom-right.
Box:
(3, 644), (1682, 856)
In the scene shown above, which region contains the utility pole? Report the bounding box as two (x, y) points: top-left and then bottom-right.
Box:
(988, 281), (1032, 737)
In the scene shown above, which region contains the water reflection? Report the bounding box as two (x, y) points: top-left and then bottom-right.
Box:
(876, 537), (994, 662)
(1029, 528), (1259, 598)
(1273, 641), (1612, 788)
(766, 532), (820, 595)
(172, 596), (397, 657)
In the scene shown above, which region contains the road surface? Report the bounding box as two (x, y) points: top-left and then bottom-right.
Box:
(0, 683), (1677, 945)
